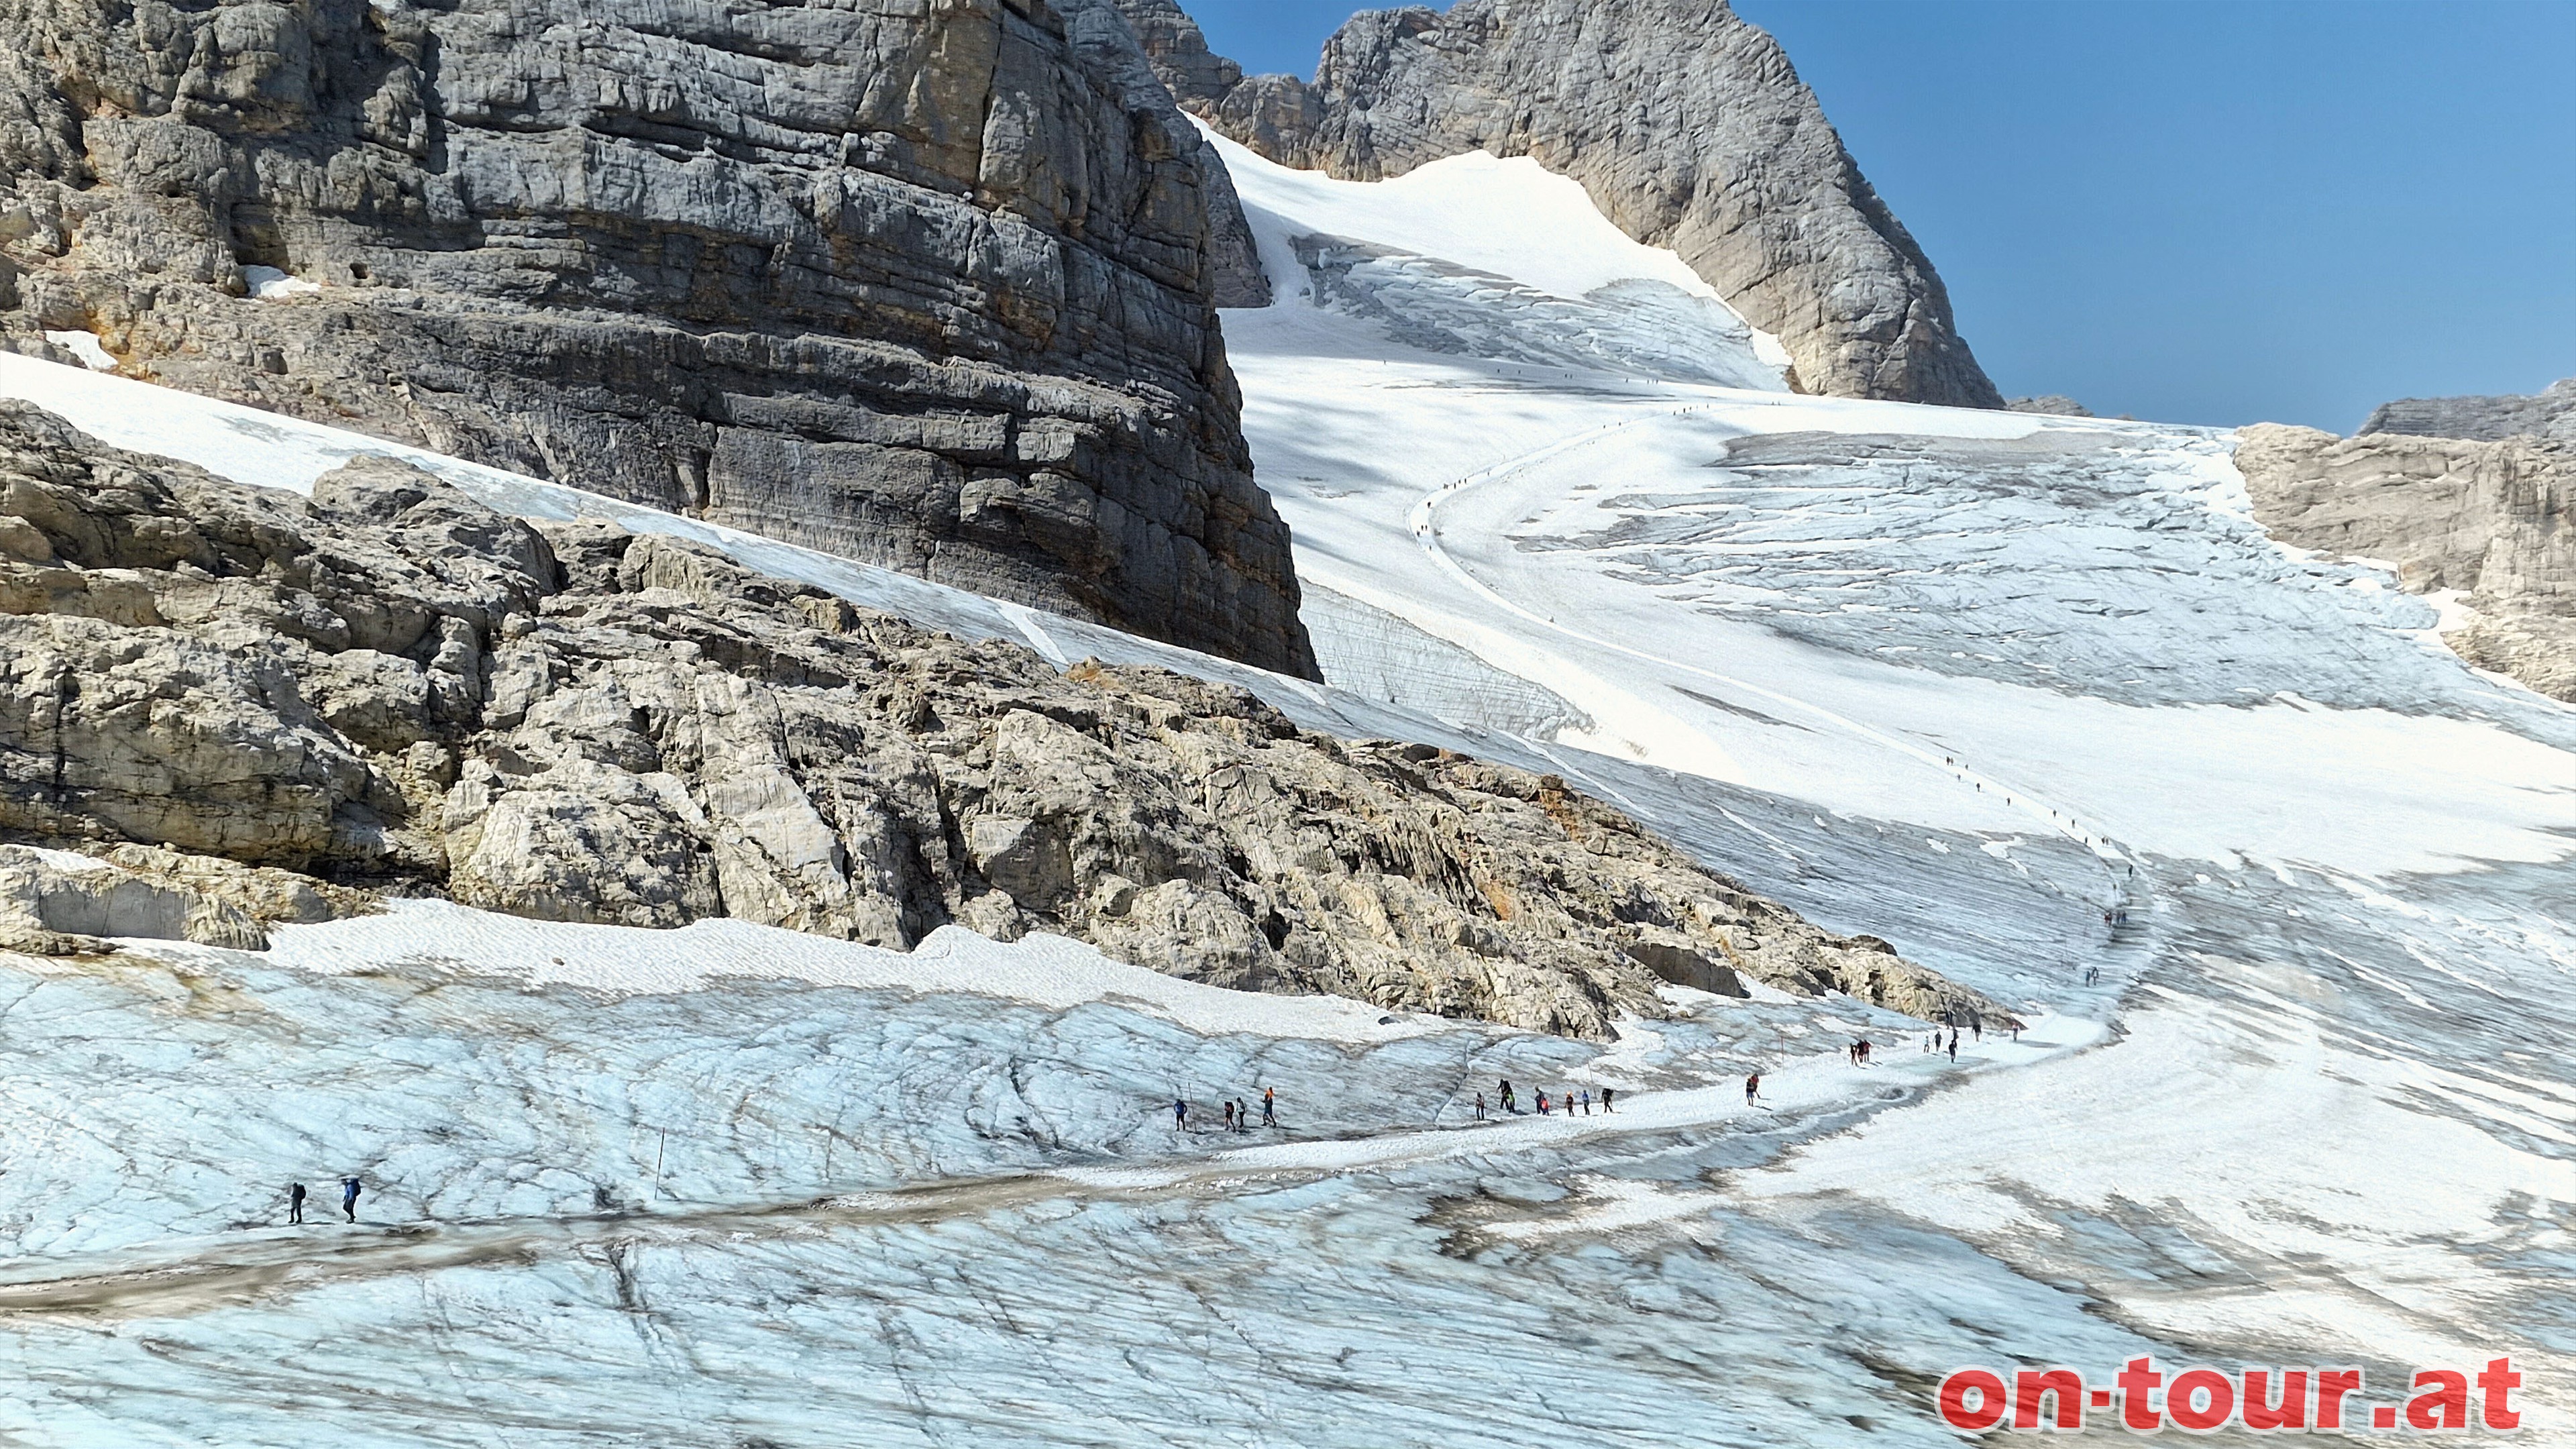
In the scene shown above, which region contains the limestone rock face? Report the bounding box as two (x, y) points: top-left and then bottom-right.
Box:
(0, 839), (368, 955)
(2359, 377), (2576, 446)
(2236, 423), (2576, 701)
(0, 402), (2000, 1036)
(1132, 0), (2000, 409)
(0, 0), (1316, 678)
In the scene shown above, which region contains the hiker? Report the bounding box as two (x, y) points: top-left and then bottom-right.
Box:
(1474, 1092), (1487, 1122)
(1972, 1021), (1982, 1042)
(340, 1177), (362, 1223)
(1744, 1073), (1761, 1106)
(288, 1182), (305, 1226)
(1236, 1099), (1250, 1134)
(1859, 1040), (1872, 1065)
(1579, 1089), (1592, 1116)
(1263, 1087), (1277, 1126)
(1537, 1090), (1550, 1116)
(1223, 1101), (1236, 1132)
(1600, 1088), (1614, 1114)
(1173, 1099), (1189, 1130)
(1499, 1079), (1516, 1114)
(1946, 1035), (1958, 1063)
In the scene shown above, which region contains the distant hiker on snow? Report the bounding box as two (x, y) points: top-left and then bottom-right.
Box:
(1536, 1091), (1550, 1116)
(1744, 1073), (1761, 1106)
(1173, 1099), (1189, 1130)
(1600, 1089), (1615, 1114)
(1499, 1079), (1516, 1114)
(1262, 1088), (1277, 1127)
(340, 1177), (362, 1222)
(1578, 1089), (1592, 1116)
(288, 1182), (305, 1225)
(1946, 1035), (1959, 1063)
(1473, 1093), (1487, 1122)
(1223, 1101), (1236, 1132)
(1234, 1099), (1249, 1134)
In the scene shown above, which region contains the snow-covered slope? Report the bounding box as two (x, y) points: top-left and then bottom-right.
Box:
(0, 124), (2570, 1443)
(1212, 132), (2576, 1433)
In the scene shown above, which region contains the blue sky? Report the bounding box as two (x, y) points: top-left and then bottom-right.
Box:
(1183, 2), (2575, 430)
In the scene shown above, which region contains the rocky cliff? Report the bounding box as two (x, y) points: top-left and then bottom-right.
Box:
(2237, 421), (2576, 701)
(2359, 376), (2576, 447)
(0, 0), (1316, 677)
(1122, 0), (2002, 409)
(0, 401), (2000, 1037)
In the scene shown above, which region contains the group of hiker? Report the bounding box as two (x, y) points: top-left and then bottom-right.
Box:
(1470, 1079), (1615, 1121)
(1174, 1087), (1279, 1133)
(285, 1177), (364, 1225)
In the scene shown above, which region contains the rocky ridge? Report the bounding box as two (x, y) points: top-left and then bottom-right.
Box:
(0, 402), (2000, 1037)
(1120, 0), (2002, 409)
(0, 0), (1314, 677)
(2360, 377), (2576, 446)
(2237, 419), (2576, 702)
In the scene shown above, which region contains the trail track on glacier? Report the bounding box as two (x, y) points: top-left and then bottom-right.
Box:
(0, 1032), (2097, 1322)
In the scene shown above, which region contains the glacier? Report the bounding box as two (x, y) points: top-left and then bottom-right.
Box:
(0, 130), (2565, 1445)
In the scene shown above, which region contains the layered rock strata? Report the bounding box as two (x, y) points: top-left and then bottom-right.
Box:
(0, 402), (1999, 1036)
(0, 0), (1314, 676)
(2237, 423), (2576, 701)
(1122, 0), (2002, 408)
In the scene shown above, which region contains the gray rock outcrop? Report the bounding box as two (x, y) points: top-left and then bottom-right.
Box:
(2006, 396), (2094, 417)
(2237, 423), (2576, 700)
(0, 0), (1316, 677)
(0, 841), (369, 955)
(0, 402), (2000, 1036)
(2359, 377), (2576, 446)
(1126, 0), (2001, 409)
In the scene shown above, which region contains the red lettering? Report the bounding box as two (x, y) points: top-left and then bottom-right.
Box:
(2118, 1356), (2166, 1432)
(2168, 1368), (2235, 1432)
(2241, 1369), (2307, 1431)
(2315, 1368), (2363, 1429)
(1941, 1368), (2008, 1432)
(2408, 1369), (2470, 1430)
(2015, 1368), (2085, 1430)
(2479, 1358), (2522, 1430)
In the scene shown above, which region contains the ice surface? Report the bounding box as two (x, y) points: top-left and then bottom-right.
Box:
(0, 128), (2571, 1442)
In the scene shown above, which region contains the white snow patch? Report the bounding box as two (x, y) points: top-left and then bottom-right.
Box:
(252, 898), (1446, 1045)
(42, 330), (113, 370)
(1213, 128), (1731, 310)
(242, 264), (321, 299)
